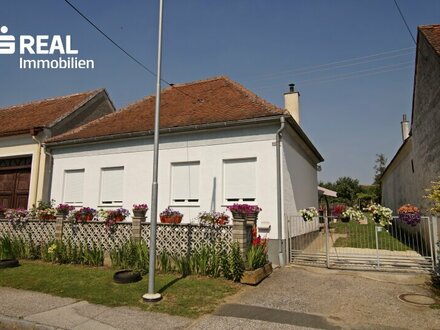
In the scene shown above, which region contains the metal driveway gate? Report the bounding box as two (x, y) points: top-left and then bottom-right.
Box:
(286, 215), (437, 273)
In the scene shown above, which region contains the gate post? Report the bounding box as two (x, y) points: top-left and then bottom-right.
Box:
(429, 216), (437, 270)
(325, 216), (330, 268)
(433, 216), (439, 266)
(375, 226), (381, 268)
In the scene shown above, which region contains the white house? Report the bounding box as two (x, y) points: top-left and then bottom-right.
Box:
(45, 76), (323, 264)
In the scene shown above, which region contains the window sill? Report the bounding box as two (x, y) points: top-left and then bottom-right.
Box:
(168, 204), (200, 208)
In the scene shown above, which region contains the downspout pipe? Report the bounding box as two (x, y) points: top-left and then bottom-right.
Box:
(276, 116), (285, 266)
(31, 131), (43, 207)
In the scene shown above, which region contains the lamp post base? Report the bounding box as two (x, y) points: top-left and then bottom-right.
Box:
(142, 293), (162, 302)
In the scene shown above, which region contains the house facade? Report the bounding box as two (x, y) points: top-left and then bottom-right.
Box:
(46, 77), (323, 264)
(0, 89), (115, 209)
(382, 25), (440, 214)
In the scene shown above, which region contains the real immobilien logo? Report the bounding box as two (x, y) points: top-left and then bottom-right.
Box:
(0, 26), (94, 69)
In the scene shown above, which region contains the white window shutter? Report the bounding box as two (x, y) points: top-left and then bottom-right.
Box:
(100, 167), (124, 204)
(63, 169), (84, 204)
(171, 162), (200, 203)
(224, 158), (256, 201)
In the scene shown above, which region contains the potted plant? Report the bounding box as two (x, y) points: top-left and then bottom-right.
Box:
(198, 211), (230, 226)
(30, 200), (57, 221)
(398, 204), (421, 226)
(331, 204), (346, 219)
(4, 209), (29, 230)
(74, 207), (97, 222)
(132, 203), (148, 218)
(365, 203), (393, 227)
(56, 203), (75, 217)
(227, 204), (262, 221)
(340, 207), (364, 223)
(98, 208), (128, 234)
(241, 234), (272, 285)
(160, 207), (183, 224)
(108, 208), (129, 222)
(299, 207), (318, 222)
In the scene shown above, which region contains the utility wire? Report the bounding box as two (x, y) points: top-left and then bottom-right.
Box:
(393, 0), (417, 45)
(253, 50), (413, 83)
(253, 46), (414, 80)
(255, 61), (412, 90)
(63, 0), (197, 100)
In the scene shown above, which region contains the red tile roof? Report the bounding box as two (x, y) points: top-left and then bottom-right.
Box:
(419, 24), (440, 56)
(0, 89), (102, 137)
(49, 76), (285, 143)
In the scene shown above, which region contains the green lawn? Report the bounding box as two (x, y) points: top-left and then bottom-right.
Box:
(332, 218), (411, 251)
(0, 261), (241, 318)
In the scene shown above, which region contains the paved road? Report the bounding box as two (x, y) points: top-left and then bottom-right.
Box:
(1, 265), (439, 329)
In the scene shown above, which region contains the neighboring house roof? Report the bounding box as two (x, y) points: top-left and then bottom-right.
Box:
(0, 89), (103, 137)
(49, 76), (283, 142)
(380, 135), (412, 181)
(419, 24), (440, 56)
(318, 186), (337, 198)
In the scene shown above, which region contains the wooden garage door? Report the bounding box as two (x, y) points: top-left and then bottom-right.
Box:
(0, 157), (32, 209)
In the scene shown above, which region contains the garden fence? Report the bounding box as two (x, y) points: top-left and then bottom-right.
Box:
(0, 218), (233, 255)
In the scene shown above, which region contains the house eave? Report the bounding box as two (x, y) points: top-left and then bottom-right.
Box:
(45, 115), (284, 148)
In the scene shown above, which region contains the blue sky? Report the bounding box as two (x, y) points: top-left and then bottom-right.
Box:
(1, 1), (439, 184)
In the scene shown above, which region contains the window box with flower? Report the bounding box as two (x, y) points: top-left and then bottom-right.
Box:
(73, 207), (97, 223)
(160, 207), (183, 224)
(198, 211), (230, 226)
(30, 200), (57, 222)
(99, 208), (129, 234)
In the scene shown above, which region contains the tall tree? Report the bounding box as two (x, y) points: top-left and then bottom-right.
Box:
(373, 153), (387, 202)
(374, 153), (387, 185)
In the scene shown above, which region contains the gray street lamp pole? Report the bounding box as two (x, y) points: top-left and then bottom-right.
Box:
(143, 0), (164, 303)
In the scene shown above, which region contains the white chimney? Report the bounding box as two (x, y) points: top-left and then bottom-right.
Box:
(401, 114), (410, 141)
(284, 83), (300, 125)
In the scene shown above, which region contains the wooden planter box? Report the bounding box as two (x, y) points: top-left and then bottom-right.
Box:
(240, 262), (273, 285)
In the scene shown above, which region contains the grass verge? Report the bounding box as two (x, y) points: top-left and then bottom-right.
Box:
(0, 260), (241, 318)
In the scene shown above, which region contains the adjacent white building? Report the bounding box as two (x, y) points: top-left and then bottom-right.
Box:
(46, 77), (323, 263)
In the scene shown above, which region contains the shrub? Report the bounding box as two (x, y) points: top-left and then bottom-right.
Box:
(110, 240), (149, 274)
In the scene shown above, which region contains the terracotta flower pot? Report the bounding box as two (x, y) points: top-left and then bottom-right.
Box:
(114, 215), (125, 222)
(160, 215), (183, 224)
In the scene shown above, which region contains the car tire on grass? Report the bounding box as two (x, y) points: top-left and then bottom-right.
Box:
(113, 270), (142, 284)
(0, 259), (20, 269)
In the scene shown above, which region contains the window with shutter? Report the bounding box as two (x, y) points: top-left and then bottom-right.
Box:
(171, 162), (200, 205)
(63, 169), (84, 205)
(223, 158), (256, 203)
(100, 167), (124, 205)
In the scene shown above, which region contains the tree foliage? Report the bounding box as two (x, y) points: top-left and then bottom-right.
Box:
(373, 153), (387, 202)
(320, 176), (362, 205)
(374, 153), (387, 185)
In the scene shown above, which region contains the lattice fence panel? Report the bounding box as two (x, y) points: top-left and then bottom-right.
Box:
(62, 222), (132, 251)
(141, 223), (232, 256)
(0, 219), (56, 244)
